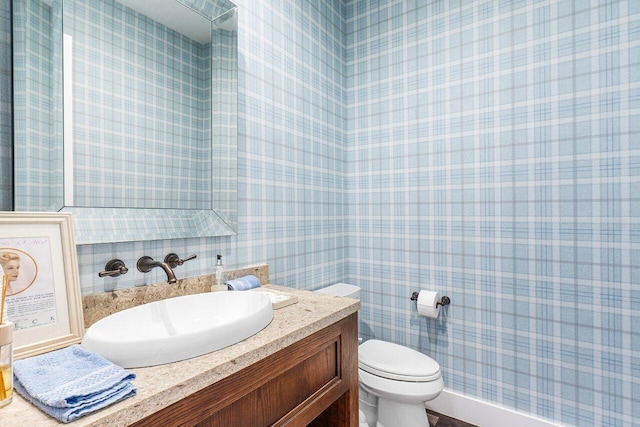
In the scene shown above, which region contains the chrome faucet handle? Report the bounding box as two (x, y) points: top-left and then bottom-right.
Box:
(164, 253), (197, 269)
(98, 259), (129, 278)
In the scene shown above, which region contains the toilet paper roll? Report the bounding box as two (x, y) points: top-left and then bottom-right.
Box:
(416, 290), (440, 318)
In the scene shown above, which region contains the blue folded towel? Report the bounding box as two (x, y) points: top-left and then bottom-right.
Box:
(226, 274), (261, 291)
(14, 379), (136, 423)
(13, 344), (136, 423)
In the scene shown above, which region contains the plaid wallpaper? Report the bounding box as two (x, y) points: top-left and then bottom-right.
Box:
(10, 0), (347, 293)
(11, 0), (238, 241)
(66, 0), (212, 209)
(3, 0), (640, 425)
(346, 0), (639, 425)
(73, 0), (349, 297)
(13, 0), (63, 211)
(0, 0), (11, 210)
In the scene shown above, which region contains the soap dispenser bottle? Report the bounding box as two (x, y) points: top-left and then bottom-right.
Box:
(212, 255), (227, 292)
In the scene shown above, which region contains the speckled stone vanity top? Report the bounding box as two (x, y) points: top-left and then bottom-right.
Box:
(1, 285), (359, 426)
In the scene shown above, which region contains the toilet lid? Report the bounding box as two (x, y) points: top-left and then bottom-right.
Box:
(359, 339), (441, 382)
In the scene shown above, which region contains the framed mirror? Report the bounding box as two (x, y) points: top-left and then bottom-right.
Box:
(12, 0), (237, 244)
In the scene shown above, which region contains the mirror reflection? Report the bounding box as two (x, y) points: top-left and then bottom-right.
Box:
(12, 0), (237, 244)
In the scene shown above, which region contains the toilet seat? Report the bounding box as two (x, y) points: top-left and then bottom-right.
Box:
(359, 339), (441, 382)
(359, 368), (444, 403)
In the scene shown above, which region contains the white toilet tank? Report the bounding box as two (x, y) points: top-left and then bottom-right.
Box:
(315, 283), (363, 342)
(315, 283), (361, 299)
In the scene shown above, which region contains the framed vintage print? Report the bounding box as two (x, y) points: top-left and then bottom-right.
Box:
(0, 212), (84, 359)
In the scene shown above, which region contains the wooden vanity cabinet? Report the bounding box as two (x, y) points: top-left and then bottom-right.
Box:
(131, 313), (359, 427)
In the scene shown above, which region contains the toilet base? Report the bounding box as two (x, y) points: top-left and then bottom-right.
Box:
(359, 385), (377, 427)
(359, 410), (370, 427)
(376, 398), (431, 427)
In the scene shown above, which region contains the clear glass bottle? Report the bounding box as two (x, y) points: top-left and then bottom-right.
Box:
(212, 255), (227, 292)
(0, 321), (13, 408)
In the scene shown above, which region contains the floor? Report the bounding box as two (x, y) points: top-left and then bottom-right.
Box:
(427, 410), (477, 427)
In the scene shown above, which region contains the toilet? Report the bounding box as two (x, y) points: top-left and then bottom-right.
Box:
(316, 283), (444, 427)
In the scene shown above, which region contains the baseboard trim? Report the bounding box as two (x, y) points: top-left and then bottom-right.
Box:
(425, 389), (565, 427)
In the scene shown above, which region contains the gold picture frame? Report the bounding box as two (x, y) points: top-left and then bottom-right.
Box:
(0, 212), (84, 359)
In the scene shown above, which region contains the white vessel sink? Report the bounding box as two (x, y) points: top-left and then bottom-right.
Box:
(82, 291), (273, 368)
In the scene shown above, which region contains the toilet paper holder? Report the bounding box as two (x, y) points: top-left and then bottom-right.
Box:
(410, 292), (451, 308)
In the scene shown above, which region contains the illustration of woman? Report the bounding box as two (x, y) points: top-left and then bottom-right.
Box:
(0, 251), (23, 295)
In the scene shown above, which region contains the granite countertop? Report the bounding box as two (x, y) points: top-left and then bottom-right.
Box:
(1, 286), (359, 426)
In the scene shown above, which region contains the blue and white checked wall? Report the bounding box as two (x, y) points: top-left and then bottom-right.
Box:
(0, 0), (11, 211)
(74, 0), (349, 294)
(346, 0), (640, 426)
(67, 0), (212, 209)
(2, 0), (640, 426)
(13, 0), (213, 210)
(13, 0), (63, 211)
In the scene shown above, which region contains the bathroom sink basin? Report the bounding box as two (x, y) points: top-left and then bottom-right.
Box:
(82, 291), (273, 368)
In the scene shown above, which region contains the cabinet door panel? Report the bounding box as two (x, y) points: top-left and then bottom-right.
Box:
(132, 313), (358, 427)
(197, 340), (338, 427)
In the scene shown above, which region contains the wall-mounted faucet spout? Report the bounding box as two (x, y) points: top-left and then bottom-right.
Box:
(137, 256), (177, 284)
